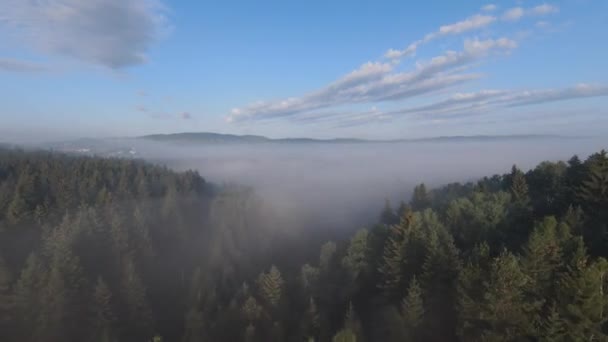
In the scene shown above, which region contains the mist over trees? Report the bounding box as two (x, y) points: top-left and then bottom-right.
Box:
(0, 147), (607, 341)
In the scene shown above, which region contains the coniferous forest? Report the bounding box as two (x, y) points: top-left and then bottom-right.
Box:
(0, 147), (608, 342)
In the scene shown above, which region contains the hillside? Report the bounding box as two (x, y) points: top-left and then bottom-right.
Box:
(138, 132), (568, 145)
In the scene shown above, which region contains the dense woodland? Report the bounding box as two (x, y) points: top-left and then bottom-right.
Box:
(0, 147), (607, 341)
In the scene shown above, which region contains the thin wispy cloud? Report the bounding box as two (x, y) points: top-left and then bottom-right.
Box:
(228, 35), (516, 123)
(226, 3), (585, 129)
(502, 4), (559, 22)
(0, 58), (47, 73)
(0, 0), (168, 69)
(334, 84), (608, 126)
(481, 4), (498, 12)
(384, 14), (496, 59)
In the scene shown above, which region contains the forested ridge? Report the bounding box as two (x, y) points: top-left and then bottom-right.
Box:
(0, 147), (607, 341)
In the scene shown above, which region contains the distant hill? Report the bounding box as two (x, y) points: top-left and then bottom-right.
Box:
(139, 132), (367, 144)
(138, 132), (570, 145)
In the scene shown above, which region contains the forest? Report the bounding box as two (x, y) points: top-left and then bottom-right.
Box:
(0, 146), (607, 342)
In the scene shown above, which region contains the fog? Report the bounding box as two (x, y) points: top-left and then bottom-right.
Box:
(114, 137), (608, 231)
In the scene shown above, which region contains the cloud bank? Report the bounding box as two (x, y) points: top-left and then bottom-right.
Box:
(0, 58), (47, 73)
(225, 2), (606, 129)
(0, 0), (168, 69)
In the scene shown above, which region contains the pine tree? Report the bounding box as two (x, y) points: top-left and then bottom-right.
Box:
(14, 253), (44, 341)
(479, 251), (533, 341)
(401, 277), (424, 334)
(420, 231), (461, 342)
(557, 258), (608, 340)
(379, 199), (398, 225)
(121, 258), (153, 340)
(92, 277), (116, 342)
(0, 256), (14, 340)
(257, 265), (284, 308)
(332, 329), (357, 342)
(578, 150), (608, 208)
(411, 183), (431, 210)
(540, 304), (566, 342)
(510, 165), (530, 204)
(319, 241), (337, 271)
(38, 262), (68, 342)
(7, 192), (28, 224)
(301, 297), (320, 341)
(378, 208), (414, 298)
(182, 307), (206, 342)
(521, 217), (562, 307)
(242, 296), (263, 322)
(342, 229), (370, 282)
(343, 301), (364, 342)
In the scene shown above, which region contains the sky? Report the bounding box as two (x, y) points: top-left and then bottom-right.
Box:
(0, 0), (607, 141)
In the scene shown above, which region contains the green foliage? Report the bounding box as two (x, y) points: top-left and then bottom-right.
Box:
(378, 209), (413, 298)
(2, 147), (608, 341)
(332, 328), (358, 342)
(93, 277), (116, 342)
(401, 277), (424, 332)
(411, 183), (431, 210)
(342, 229), (370, 281)
(379, 199), (399, 225)
(257, 265), (284, 308)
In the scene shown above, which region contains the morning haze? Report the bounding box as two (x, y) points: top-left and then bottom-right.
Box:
(1, 0), (608, 341)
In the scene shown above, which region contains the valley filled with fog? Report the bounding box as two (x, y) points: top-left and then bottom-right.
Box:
(134, 137), (608, 230)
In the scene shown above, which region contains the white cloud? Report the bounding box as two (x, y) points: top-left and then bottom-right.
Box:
(384, 42), (419, 59)
(436, 14), (496, 36)
(0, 0), (168, 69)
(228, 38), (516, 123)
(481, 4), (497, 12)
(307, 84), (608, 127)
(536, 21), (550, 28)
(0, 58), (47, 72)
(530, 4), (559, 15)
(385, 14), (496, 61)
(386, 84), (608, 121)
(463, 37), (517, 55)
(502, 7), (525, 21)
(502, 4), (559, 22)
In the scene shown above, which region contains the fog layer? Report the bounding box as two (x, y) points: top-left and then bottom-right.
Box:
(119, 137), (607, 230)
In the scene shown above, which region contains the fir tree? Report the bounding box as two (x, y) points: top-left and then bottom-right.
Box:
(257, 265), (284, 308)
(411, 183), (431, 210)
(379, 199), (398, 225)
(182, 308), (206, 342)
(92, 277), (116, 342)
(401, 277), (424, 334)
(510, 165), (530, 204)
(0, 256), (14, 340)
(378, 208), (414, 298)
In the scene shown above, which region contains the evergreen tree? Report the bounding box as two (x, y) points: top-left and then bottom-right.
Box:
(379, 199), (398, 225)
(556, 258), (608, 340)
(0, 256), (14, 340)
(121, 258), (153, 340)
(342, 229), (370, 282)
(479, 251), (534, 341)
(332, 328), (357, 342)
(301, 297), (320, 341)
(401, 277), (424, 336)
(411, 183), (431, 210)
(510, 165), (530, 204)
(92, 277), (116, 342)
(182, 308), (206, 342)
(319, 241), (337, 271)
(378, 208), (414, 299)
(257, 265), (284, 308)
(13, 253), (44, 341)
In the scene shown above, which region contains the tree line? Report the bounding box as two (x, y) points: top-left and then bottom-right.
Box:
(0, 147), (607, 341)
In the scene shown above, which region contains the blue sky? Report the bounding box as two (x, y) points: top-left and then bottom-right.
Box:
(1, 0), (607, 140)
